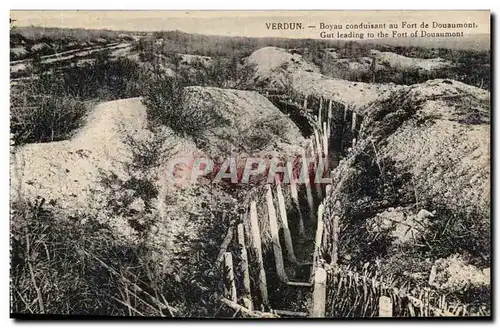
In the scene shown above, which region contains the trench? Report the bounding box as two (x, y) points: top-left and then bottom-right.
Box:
(216, 90), (365, 317)
(257, 92), (363, 314)
(219, 88), (487, 317)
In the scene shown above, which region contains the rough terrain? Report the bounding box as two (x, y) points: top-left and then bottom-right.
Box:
(369, 49), (452, 71)
(247, 46), (400, 107)
(325, 78), (490, 298)
(11, 86), (305, 272)
(246, 45), (490, 306)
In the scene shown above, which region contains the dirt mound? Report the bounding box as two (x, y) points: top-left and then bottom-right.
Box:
(11, 86), (304, 209)
(11, 87), (306, 272)
(370, 50), (452, 71)
(247, 46), (319, 79)
(10, 46), (28, 59)
(386, 81), (489, 208)
(324, 48), (339, 59)
(10, 98), (197, 213)
(325, 78), (490, 299)
(183, 86), (305, 155)
(334, 56), (374, 72)
(364, 79), (490, 214)
(247, 46), (400, 108)
(292, 71), (398, 108)
(324, 55), (386, 78)
(433, 254), (490, 292)
(179, 54), (212, 66)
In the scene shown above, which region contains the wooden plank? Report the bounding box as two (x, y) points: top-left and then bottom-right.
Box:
(408, 301), (416, 316)
(301, 148), (315, 219)
(224, 252), (237, 303)
(323, 121), (328, 161)
(313, 128), (323, 200)
(242, 212), (251, 251)
(358, 117), (365, 138)
(289, 171), (299, 201)
(315, 164), (324, 201)
(312, 204), (325, 272)
(343, 105), (348, 121)
(331, 215), (340, 266)
(428, 264), (437, 286)
(311, 268), (327, 317)
(424, 289), (430, 316)
(351, 112), (358, 148)
(249, 201), (269, 306)
(311, 137), (318, 163)
(276, 181), (297, 263)
(287, 281), (313, 287)
(326, 122), (331, 144)
(220, 298), (278, 318)
(318, 98), (323, 127)
(379, 296), (393, 317)
(327, 100), (332, 139)
(273, 309), (309, 317)
(328, 99), (333, 121)
(216, 228), (234, 265)
(314, 128), (322, 157)
(315, 181), (323, 201)
(237, 224), (253, 311)
(289, 178), (305, 238)
(325, 184), (332, 195)
(266, 185), (288, 282)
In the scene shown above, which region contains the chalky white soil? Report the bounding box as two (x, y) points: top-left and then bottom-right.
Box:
(11, 86), (305, 271)
(247, 46), (401, 108)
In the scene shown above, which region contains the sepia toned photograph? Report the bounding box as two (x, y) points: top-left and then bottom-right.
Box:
(9, 10), (491, 319)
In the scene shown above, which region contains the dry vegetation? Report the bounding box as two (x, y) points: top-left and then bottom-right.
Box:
(323, 80), (490, 312)
(10, 26), (491, 317)
(10, 25), (134, 61)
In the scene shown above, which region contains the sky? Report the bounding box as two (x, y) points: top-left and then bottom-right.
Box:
(10, 10), (490, 39)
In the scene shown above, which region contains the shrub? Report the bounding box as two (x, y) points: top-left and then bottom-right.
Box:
(11, 95), (88, 145)
(142, 73), (229, 144)
(45, 55), (143, 100)
(422, 204), (490, 266)
(11, 149), (234, 317)
(11, 53), (144, 146)
(10, 198), (175, 316)
(189, 56), (256, 90)
(141, 73), (186, 127)
(243, 115), (291, 150)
